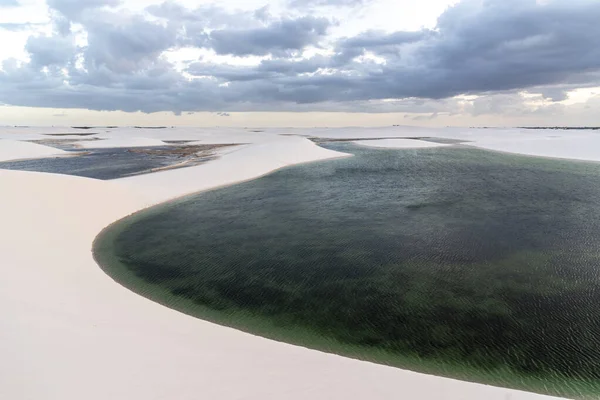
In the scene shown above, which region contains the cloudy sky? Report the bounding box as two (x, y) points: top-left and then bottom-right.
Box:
(0, 0), (599, 127)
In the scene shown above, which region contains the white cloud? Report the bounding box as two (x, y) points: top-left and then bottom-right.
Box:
(0, 0), (599, 127)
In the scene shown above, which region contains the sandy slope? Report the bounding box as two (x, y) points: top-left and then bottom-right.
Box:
(74, 137), (168, 149)
(299, 126), (600, 162)
(462, 130), (600, 161)
(0, 139), (68, 162)
(354, 138), (449, 149)
(2, 125), (600, 162)
(0, 126), (101, 140)
(0, 129), (580, 400)
(116, 136), (351, 204)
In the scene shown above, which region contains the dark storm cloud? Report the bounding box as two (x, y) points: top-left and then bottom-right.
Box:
(187, 56), (332, 81)
(209, 17), (330, 56)
(81, 14), (178, 73)
(47, 0), (121, 19)
(538, 87), (569, 102)
(26, 35), (76, 67)
(146, 3), (329, 55)
(395, 0), (600, 99)
(1, 0), (600, 114)
(337, 30), (432, 53)
(277, 0), (600, 101)
(146, 2), (257, 28)
(186, 63), (272, 82)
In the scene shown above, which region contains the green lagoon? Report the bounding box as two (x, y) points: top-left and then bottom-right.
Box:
(94, 144), (600, 398)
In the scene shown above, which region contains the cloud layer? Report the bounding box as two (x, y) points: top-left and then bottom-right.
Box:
(0, 0), (599, 115)
(0, 0), (19, 7)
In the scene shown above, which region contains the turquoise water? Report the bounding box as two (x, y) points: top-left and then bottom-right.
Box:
(95, 144), (600, 398)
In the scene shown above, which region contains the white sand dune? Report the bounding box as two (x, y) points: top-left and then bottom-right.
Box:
(40, 134), (101, 140)
(117, 137), (350, 204)
(0, 126), (102, 141)
(0, 128), (582, 400)
(281, 125), (443, 140)
(307, 127), (600, 162)
(0, 139), (68, 162)
(74, 136), (167, 149)
(463, 130), (600, 161)
(130, 127), (281, 144)
(4, 125), (600, 162)
(354, 138), (449, 149)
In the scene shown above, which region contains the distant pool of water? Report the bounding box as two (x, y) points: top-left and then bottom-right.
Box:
(95, 144), (600, 398)
(0, 146), (213, 180)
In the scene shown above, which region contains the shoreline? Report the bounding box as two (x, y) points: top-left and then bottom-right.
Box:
(92, 186), (591, 398)
(460, 143), (600, 166)
(0, 129), (582, 400)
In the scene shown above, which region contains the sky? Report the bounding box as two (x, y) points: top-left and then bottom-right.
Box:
(0, 0), (599, 127)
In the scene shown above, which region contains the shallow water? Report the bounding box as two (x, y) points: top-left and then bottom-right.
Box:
(0, 146), (212, 180)
(96, 144), (600, 398)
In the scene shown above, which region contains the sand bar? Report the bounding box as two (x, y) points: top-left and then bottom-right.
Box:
(0, 139), (68, 162)
(353, 138), (450, 149)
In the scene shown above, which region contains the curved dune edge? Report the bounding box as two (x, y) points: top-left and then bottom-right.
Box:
(74, 137), (168, 149)
(1, 136), (565, 400)
(353, 138), (450, 149)
(0, 139), (69, 162)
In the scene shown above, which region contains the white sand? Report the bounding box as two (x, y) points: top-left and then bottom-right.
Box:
(0, 128), (582, 400)
(74, 136), (167, 149)
(117, 137), (350, 204)
(4, 125), (600, 162)
(289, 126), (600, 162)
(0, 139), (68, 162)
(282, 125), (444, 140)
(354, 138), (449, 149)
(462, 130), (600, 162)
(0, 126), (102, 140)
(40, 134), (101, 140)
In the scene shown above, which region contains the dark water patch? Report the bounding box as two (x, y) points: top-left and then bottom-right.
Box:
(418, 137), (468, 144)
(30, 138), (99, 150)
(71, 126), (118, 129)
(44, 132), (98, 137)
(521, 127), (600, 130)
(311, 136), (420, 143)
(95, 144), (600, 397)
(0, 145), (217, 180)
(311, 136), (467, 145)
(127, 144), (236, 157)
(162, 140), (196, 144)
